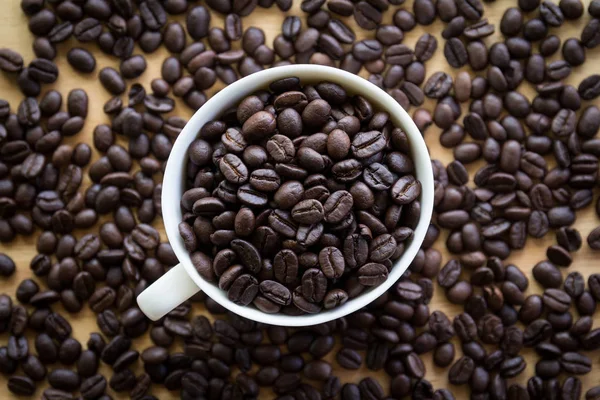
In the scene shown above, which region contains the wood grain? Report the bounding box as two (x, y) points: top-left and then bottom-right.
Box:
(1, 0), (600, 398)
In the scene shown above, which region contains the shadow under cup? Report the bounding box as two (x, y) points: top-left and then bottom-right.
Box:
(158, 65), (434, 327)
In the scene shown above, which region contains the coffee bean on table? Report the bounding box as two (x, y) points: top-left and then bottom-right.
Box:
(0, 48), (24, 72)
(66, 48), (95, 73)
(533, 261), (562, 288)
(28, 58), (58, 83)
(444, 38), (468, 68)
(357, 263), (388, 286)
(588, 226), (600, 249)
(47, 368), (80, 391)
(0, 253), (15, 276)
(354, 1), (382, 30)
(7, 375), (35, 396)
(5, 1), (600, 398)
(448, 356), (475, 384)
(543, 288), (571, 313)
(336, 348), (362, 369)
(99, 67), (125, 95)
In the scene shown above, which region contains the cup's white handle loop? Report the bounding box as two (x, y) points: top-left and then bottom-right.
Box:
(137, 263), (200, 321)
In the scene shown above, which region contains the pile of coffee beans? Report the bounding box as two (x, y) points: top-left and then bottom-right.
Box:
(180, 77), (422, 313)
(0, 81), (91, 241)
(0, 0), (600, 398)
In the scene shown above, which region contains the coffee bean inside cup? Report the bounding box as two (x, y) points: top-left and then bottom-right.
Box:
(180, 77), (421, 314)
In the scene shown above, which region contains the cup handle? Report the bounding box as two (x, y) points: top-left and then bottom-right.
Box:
(137, 263), (200, 321)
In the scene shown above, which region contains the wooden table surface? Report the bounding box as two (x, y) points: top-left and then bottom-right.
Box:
(1, 0), (600, 398)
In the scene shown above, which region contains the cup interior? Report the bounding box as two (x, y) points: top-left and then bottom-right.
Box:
(162, 65), (434, 327)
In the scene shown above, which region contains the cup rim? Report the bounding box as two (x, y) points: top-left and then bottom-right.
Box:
(162, 65), (434, 327)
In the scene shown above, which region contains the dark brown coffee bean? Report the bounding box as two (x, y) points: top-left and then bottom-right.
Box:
(257, 280), (290, 306)
(543, 288), (571, 313)
(456, 0), (483, 20)
(354, 1), (382, 30)
(0, 48), (24, 72)
(412, 0), (435, 24)
(185, 5), (211, 40)
(563, 38), (586, 66)
(444, 38), (468, 68)
(578, 74), (600, 100)
(138, 0), (166, 31)
(478, 314), (504, 344)
(352, 39), (383, 62)
(318, 246), (344, 279)
(448, 356), (475, 384)
(385, 44), (413, 67)
(28, 58), (58, 83)
(391, 175), (421, 204)
(228, 274), (259, 306)
(558, 0), (583, 17)
(292, 286), (322, 313)
(7, 375), (35, 396)
(350, 130), (385, 159)
(368, 234), (396, 262)
(72, 18), (101, 42)
(99, 67), (125, 95)
(582, 18), (600, 49)
(7, 335), (28, 361)
(47, 368), (80, 392)
(561, 377), (583, 400)
(533, 261), (562, 288)
(393, 281), (422, 303)
(560, 352), (591, 374)
(547, 244), (572, 266)
(337, 348), (362, 369)
(424, 72), (453, 99)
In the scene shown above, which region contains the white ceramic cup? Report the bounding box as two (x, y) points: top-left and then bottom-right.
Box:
(137, 65), (434, 327)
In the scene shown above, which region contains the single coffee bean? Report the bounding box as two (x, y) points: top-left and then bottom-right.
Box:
(0, 48), (24, 72)
(66, 48), (95, 73)
(354, 1), (382, 30)
(99, 67), (125, 95)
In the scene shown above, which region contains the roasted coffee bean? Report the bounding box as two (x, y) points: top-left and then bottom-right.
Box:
(27, 58), (58, 83)
(47, 368), (80, 392)
(562, 377), (582, 400)
(354, 1), (382, 30)
(395, 281), (423, 302)
(425, 72), (453, 99)
(357, 263), (388, 286)
(543, 288), (571, 313)
(7, 335), (28, 361)
(260, 280), (292, 305)
(448, 356), (475, 384)
(579, 74), (600, 100)
(560, 352), (592, 374)
(563, 38), (586, 66)
(66, 48), (95, 73)
(228, 274), (259, 306)
(319, 247), (345, 279)
(329, 19), (356, 45)
(0, 253), (15, 277)
(7, 375), (35, 396)
(0, 48), (23, 72)
(445, 38), (468, 68)
(533, 261), (562, 288)
(99, 67), (125, 95)
(391, 176), (421, 204)
(588, 227), (600, 250)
